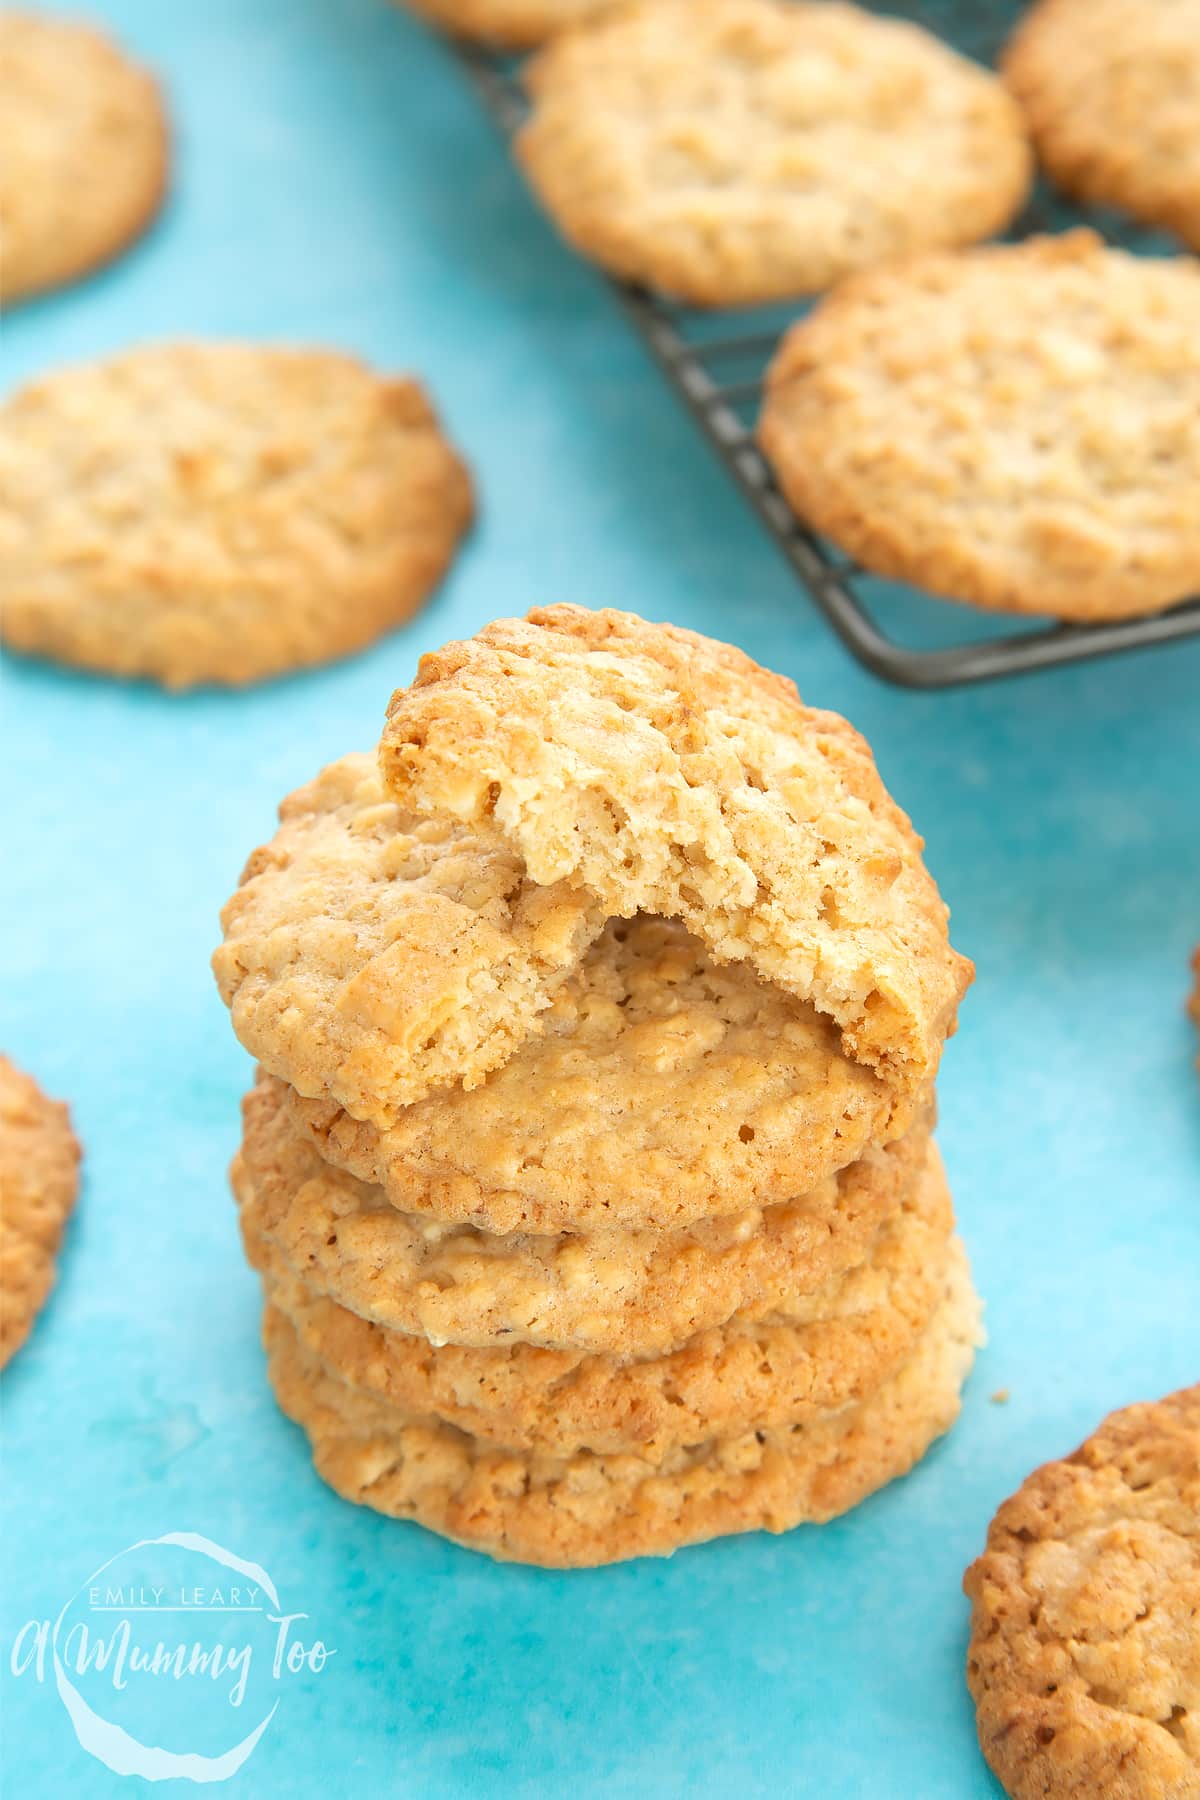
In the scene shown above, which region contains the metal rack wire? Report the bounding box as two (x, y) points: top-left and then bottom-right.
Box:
(451, 8), (1200, 688)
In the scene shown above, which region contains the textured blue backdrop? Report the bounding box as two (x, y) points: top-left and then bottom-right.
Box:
(2, 2), (1198, 1794)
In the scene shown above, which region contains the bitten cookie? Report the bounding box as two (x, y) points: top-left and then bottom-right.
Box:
(285, 911), (911, 1235)
(965, 1386), (1200, 1800)
(0, 344), (473, 689)
(397, 0), (610, 50)
(515, 0), (1031, 306)
(237, 1072), (934, 1353)
(0, 11), (168, 303)
(213, 755), (604, 1126)
(265, 1241), (981, 1566)
(760, 233), (1200, 623)
(1004, 0), (1200, 251)
(380, 607), (973, 1098)
(0, 1056), (81, 1367)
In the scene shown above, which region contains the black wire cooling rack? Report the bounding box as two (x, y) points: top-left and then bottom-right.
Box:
(450, 3), (1200, 688)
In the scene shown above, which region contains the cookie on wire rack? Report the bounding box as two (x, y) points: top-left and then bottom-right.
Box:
(514, 0), (1032, 306)
(1004, 0), (1200, 252)
(0, 11), (169, 304)
(759, 233), (1200, 624)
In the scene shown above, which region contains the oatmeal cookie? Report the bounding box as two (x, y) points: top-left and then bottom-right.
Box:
(965, 1385), (1200, 1799)
(515, 0), (1031, 305)
(0, 344), (472, 687)
(760, 233), (1200, 623)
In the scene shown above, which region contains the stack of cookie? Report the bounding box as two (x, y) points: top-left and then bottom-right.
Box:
(214, 607), (978, 1566)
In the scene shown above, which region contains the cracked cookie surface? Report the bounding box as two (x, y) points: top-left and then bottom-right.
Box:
(0, 344), (472, 688)
(760, 233), (1200, 624)
(965, 1385), (1200, 1800)
(515, 0), (1030, 305)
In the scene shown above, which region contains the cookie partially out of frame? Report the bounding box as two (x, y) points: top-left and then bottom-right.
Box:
(0, 12), (168, 304)
(236, 1075), (933, 1354)
(397, 0), (610, 50)
(265, 1240), (980, 1566)
(0, 344), (472, 689)
(213, 755), (604, 1127)
(1004, 0), (1200, 252)
(380, 607), (973, 1100)
(0, 1056), (81, 1367)
(965, 1385), (1200, 1800)
(515, 0), (1031, 306)
(760, 233), (1200, 624)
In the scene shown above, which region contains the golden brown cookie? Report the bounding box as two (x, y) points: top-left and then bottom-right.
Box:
(0, 1056), (81, 1367)
(1004, 0), (1200, 252)
(398, 0), (609, 49)
(213, 755), (603, 1127)
(760, 233), (1200, 625)
(515, 0), (1031, 306)
(0, 344), (473, 689)
(965, 1386), (1200, 1800)
(246, 1141), (956, 1455)
(0, 12), (168, 304)
(286, 908), (914, 1232)
(380, 607), (972, 1100)
(236, 1074), (933, 1353)
(264, 1239), (981, 1566)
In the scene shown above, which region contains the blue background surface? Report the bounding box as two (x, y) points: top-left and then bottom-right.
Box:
(2, 2), (1198, 1793)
